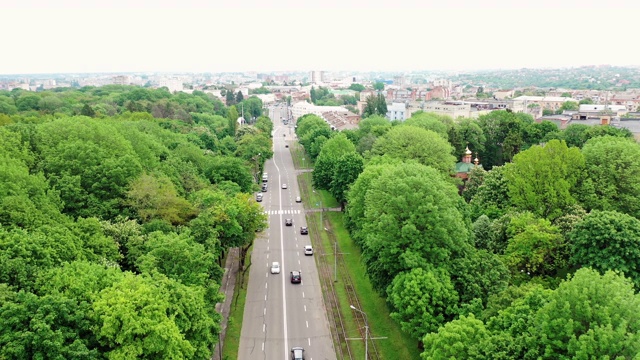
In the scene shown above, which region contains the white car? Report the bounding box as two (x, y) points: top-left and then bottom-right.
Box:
(270, 262), (280, 274)
(304, 245), (313, 256)
(282, 183), (287, 189)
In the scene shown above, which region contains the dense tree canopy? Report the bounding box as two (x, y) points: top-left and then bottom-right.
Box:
(569, 210), (640, 287)
(579, 136), (640, 217)
(504, 140), (584, 220)
(370, 125), (457, 174)
(0, 85), (273, 359)
(359, 161), (471, 292)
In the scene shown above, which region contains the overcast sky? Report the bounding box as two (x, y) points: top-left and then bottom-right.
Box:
(3, 0), (639, 75)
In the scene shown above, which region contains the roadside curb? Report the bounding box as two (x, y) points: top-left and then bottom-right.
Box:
(212, 247), (240, 360)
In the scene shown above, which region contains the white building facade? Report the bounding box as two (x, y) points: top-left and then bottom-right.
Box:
(387, 102), (408, 120)
(291, 101), (349, 120)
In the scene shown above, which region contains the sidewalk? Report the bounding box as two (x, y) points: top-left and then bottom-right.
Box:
(212, 247), (240, 360)
(306, 207), (342, 213)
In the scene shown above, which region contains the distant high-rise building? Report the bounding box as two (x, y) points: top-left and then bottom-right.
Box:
(311, 70), (324, 84)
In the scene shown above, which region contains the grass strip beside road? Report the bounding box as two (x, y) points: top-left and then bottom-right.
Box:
(221, 244), (253, 360)
(296, 148), (420, 359)
(327, 211), (422, 360)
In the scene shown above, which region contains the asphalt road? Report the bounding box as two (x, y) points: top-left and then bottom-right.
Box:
(238, 105), (336, 360)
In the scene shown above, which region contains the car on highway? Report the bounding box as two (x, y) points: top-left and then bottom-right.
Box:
(270, 262), (280, 274)
(291, 347), (305, 360)
(285, 218), (293, 226)
(256, 193), (263, 202)
(282, 183), (287, 189)
(261, 184), (268, 192)
(304, 245), (313, 256)
(290, 271), (301, 284)
(300, 226), (308, 235)
(295, 196), (301, 203)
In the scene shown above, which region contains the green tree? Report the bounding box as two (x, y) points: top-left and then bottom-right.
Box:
(15, 94), (40, 111)
(375, 93), (387, 115)
(190, 190), (266, 251)
(80, 104), (96, 117)
(0, 98), (18, 115)
(560, 123), (590, 148)
(227, 105), (239, 136)
(455, 118), (486, 160)
(36, 118), (143, 219)
(348, 83), (365, 92)
(362, 94), (378, 118)
(344, 159), (396, 246)
(504, 212), (567, 277)
(0, 153), (65, 229)
(360, 162), (471, 291)
(0, 226), (81, 290)
(450, 249), (509, 306)
(204, 156), (253, 193)
(531, 268), (640, 359)
(422, 314), (490, 360)
(126, 173), (196, 226)
(569, 210), (640, 287)
(38, 96), (63, 114)
(225, 90), (235, 106)
(371, 125), (456, 175)
(0, 290), (100, 359)
(254, 115), (273, 135)
(469, 166), (511, 220)
(93, 272), (220, 359)
(404, 112), (449, 139)
(504, 140), (584, 220)
(373, 81), (385, 91)
(462, 166), (486, 203)
(483, 284), (553, 359)
(329, 152), (364, 205)
(136, 231), (221, 286)
(580, 136), (640, 217)
(312, 133), (356, 190)
(388, 267), (459, 340)
(478, 111), (532, 169)
(559, 101), (579, 112)
(296, 115), (332, 160)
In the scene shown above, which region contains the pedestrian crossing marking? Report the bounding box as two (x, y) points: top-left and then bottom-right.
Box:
(264, 210), (302, 215)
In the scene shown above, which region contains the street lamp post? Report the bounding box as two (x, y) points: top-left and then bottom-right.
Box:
(313, 190), (323, 228)
(325, 227), (337, 282)
(350, 305), (369, 360)
(253, 153), (261, 183)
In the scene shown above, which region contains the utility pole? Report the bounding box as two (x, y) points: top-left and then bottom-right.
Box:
(325, 227), (348, 283)
(350, 305), (369, 360)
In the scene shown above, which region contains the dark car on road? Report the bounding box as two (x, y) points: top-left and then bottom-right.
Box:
(300, 226), (308, 235)
(290, 271), (301, 284)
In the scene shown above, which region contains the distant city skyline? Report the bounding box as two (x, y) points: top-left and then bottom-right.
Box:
(3, 0), (640, 75)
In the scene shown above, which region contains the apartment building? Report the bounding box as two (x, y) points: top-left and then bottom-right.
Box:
(387, 102), (408, 120)
(511, 96), (580, 112)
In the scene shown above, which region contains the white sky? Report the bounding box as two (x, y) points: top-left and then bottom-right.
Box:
(2, 0), (639, 74)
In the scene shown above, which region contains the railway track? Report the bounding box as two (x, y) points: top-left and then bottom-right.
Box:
(298, 174), (352, 360)
(297, 161), (380, 359)
(326, 226), (381, 360)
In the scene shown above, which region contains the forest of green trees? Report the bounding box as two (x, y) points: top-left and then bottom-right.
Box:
(0, 86), (273, 359)
(297, 110), (640, 359)
(3, 82), (640, 359)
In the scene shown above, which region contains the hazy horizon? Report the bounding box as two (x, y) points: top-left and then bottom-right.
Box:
(4, 0), (639, 75)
